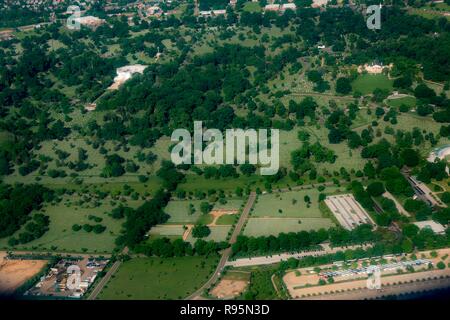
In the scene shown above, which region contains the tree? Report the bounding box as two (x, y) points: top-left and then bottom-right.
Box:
(335, 77), (352, 95)
(192, 225), (211, 238)
(200, 202), (212, 215)
(240, 163), (256, 176)
(441, 192), (450, 204)
(367, 181), (385, 197)
(400, 148), (420, 167)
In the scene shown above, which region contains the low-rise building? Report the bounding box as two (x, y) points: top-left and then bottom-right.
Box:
(281, 3), (296, 11)
(73, 15), (105, 28)
(264, 4), (281, 11)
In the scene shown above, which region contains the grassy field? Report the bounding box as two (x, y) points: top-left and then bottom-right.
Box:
(164, 200), (206, 224)
(216, 214), (237, 225)
(186, 225), (231, 243)
(386, 96), (416, 108)
(243, 2), (262, 12)
(147, 225), (185, 240)
(252, 188), (340, 218)
(0, 196), (142, 253)
(213, 199), (244, 210)
(243, 217), (335, 237)
(98, 256), (219, 299)
(352, 74), (393, 95)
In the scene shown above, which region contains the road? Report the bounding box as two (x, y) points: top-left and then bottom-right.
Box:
(185, 192), (256, 300)
(226, 244), (372, 268)
(301, 273), (450, 300)
(87, 247), (128, 300)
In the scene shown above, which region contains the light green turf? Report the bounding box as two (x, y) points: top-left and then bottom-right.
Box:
(164, 200), (207, 224)
(0, 196), (143, 253)
(215, 214), (237, 225)
(243, 217), (335, 237)
(148, 225), (185, 238)
(386, 96), (416, 108)
(98, 256), (218, 300)
(243, 2), (262, 12)
(252, 187), (340, 218)
(352, 74), (393, 95)
(186, 225), (231, 243)
(212, 199), (244, 210)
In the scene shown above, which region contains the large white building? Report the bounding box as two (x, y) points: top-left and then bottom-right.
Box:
(109, 64), (147, 90)
(73, 16), (105, 28)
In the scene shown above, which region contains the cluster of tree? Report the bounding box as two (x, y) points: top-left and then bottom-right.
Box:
(72, 223), (106, 234)
(0, 183), (52, 239)
(192, 225), (211, 238)
(157, 160), (186, 191)
(231, 224), (376, 257)
(133, 238), (228, 257)
(115, 189), (171, 247)
(417, 160), (448, 183)
(8, 213), (50, 246)
(402, 223), (450, 252)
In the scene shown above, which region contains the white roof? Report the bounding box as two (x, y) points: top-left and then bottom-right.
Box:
(265, 4), (280, 10)
(282, 3), (296, 9)
(414, 220), (446, 234)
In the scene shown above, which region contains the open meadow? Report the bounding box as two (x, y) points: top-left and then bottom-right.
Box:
(98, 256), (219, 299)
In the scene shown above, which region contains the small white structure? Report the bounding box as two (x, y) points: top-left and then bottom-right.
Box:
(414, 220), (446, 234)
(147, 6), (163, 16)
(357, 62), (393, 74)
(281, 3), (296, 11)
(264, 4), (280, 11)
(427, 145), (450, 174)
(73, 16), (105, 27)
(199, 9), (226, 17)
(312, 0), (330, 7)
(109, 64), (147, 90)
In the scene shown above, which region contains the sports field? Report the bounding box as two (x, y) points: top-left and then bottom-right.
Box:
(243, 217), (334, 237)
(98, 256), (219, 299)
(351, 74), (393, 95)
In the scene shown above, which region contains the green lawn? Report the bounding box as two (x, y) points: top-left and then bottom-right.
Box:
(216, 214), (237, 225)
(386, 96), (416, 108)
(243, 217), (335, 237)
(98, 256), (219, 299)
(212, 199), (244, 210)
(243, 2), (262, 12)
(0, 196), (142, 253)
(147, 225), (185, 239)
(352, 74), (393, 95)
(164, 200), (206, 224)
(186, 225), (231, 243)
(252, 187), (341, 218)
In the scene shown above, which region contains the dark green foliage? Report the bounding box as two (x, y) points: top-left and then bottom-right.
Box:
(0, 183), (51, 238)
(192, 225), (211, 238)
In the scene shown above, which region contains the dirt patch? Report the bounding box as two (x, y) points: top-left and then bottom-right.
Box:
(209, 210), (238, 226)
(0, 252), (47, 295)
(210, 279), (248, 299)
